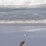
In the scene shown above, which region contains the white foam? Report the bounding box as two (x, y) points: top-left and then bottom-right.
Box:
(0, 0), (46, 7)
(0, 19), (46, 24)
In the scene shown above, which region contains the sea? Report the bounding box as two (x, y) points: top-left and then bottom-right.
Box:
(0, 7), (46, 46)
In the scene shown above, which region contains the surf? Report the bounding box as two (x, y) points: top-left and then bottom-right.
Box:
(0, 0), (46, 8)
(0, 19), (46, 24)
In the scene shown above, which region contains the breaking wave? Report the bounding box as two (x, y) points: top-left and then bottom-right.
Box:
(0, 19), (46, 24)
(0, 0), (46, 6)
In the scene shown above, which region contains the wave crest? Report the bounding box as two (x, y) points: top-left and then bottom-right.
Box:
(0, 19), (46, 24)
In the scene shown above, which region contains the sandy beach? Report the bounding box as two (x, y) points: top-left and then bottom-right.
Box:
(0, 24), (46, 46)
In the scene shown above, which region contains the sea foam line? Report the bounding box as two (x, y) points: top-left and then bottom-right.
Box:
(0, 19), (46, 24)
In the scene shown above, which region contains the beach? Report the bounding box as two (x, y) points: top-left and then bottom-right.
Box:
(0, 24), (46, 46)
(0, 7), (46, 46)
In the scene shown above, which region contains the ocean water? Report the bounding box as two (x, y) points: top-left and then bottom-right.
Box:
(0, 7), (46, 46)
(0, 7), (46, 24)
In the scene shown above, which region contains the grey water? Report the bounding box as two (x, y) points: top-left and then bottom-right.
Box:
(0, 7), (46, 46)
(0, 7), (46, 20)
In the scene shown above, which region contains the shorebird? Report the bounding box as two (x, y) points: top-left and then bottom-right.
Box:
(20, 41), (25, 46)
(24, 34), (27, 36)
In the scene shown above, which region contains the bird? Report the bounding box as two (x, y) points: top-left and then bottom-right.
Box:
(20, 41), (25, 46)
(24, 34), (27, 36)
